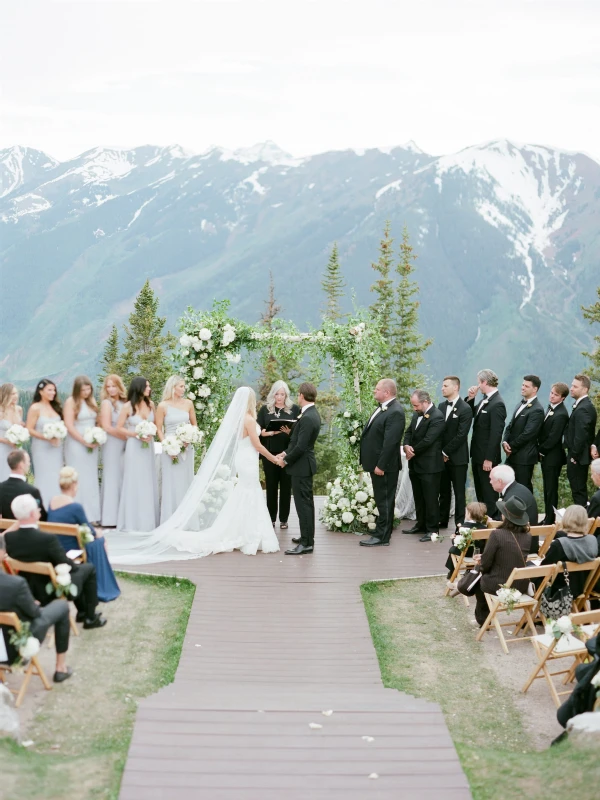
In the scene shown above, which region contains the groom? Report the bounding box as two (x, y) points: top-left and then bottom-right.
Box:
(276, 382), (320, 555)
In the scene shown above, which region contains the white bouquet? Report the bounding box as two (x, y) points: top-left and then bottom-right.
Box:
(8, 621), (40, 666)
(47, 563), (78, 599)
(545, 615), (582, 640)
(162, 435), (182, 464)
(453, 527), (474, 552)
(175, 423), (204, 447)
(83, 426), (107, 453)
(43, 420), (67, 441)
(497, 585), (522, 613)
(6, 424), (30, 448)
(221, 323), (236, 347)
(135, 420), (157, 448)
(77, 524), (95, 545)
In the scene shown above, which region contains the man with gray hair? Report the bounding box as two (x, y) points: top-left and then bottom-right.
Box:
(588, 459), (600, 520)
(466, 369), (507, 518)
(489, 464), (540, 551)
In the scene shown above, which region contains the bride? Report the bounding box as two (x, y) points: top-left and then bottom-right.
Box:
(106, 387), (281, 564)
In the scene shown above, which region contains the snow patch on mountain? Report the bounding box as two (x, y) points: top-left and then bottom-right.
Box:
(238, 168), (268, 195)
(42, 148), (136, 188)
(0, 146), (59, 199)
(127, 195), (156, 228)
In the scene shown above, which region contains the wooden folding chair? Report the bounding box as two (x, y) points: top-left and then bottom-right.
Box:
(0, 611), (52, 707)
(3, 557), (79, 637)
(522, 609), (600, 707)
(475, 564), (558, 654)
(564, 558), (600, 612)
(535, 524), (558, 559)
(586, 517), (600, 536)
(486, 519), (502, 529)
(0, 519), (87, 563)
(444, 529), (493, 606)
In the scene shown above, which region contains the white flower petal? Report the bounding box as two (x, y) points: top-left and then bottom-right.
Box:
(308, 723), (323, 730)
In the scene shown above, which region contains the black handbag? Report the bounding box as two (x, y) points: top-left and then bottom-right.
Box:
(457, 566), (482, 596)
(540, 565), (573, 620)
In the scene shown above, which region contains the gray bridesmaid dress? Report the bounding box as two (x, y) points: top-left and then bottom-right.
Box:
(64, 403), (101, 521)
(0, 419), (14, 481)
(31, 415), (64, 507)
(117, 411), (159, 532)
(159, 405), (195, 523)
(100, 400), (125, 527)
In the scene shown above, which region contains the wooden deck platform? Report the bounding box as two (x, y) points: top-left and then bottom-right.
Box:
(117, 507), (471, 799)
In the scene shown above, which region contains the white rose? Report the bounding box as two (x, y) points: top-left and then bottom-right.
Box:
(19, 637), (40, 660)
(193, 367), (204, 380)
(430, 532), (439, 541)
(368, 522), (376, 530)
(187, 392), (196, 400)
(55, 564), (71, 576)
(211, 376), (216, 383)
(343, 411), (351, 418)
(316, 331), (324, 338)
(334, 478), (341, 486)
(329, 503), (338, 511)
(556, 616), (573, 635)
(200, 353), (208, 360)
(366, 514), (375, 523)
(179, 334), (192, 347)
(349, 436), (357, 445)
(335, 520), (342, 528)
(326, 482), (332, 490)
(199, 328), (212, 341)
(342, 511), (354, 524)
(56, 574), (72, 587)
(355, 490), (368, 503)
(192, 341), (202, 351)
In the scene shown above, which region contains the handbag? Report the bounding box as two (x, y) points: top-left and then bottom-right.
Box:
(457, 566), (482, 596)
(540, 564), (573, 620)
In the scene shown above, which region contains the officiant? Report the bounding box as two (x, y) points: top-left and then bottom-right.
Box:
(258, 381), (300, 530)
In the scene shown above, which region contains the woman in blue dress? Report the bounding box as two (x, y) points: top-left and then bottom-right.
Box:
(47, 466), (120, 603)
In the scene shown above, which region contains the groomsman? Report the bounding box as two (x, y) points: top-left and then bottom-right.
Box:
(502, 375), (544, 492)
(466, 369), (507, 518)
(538, 382), (569, 524)
(438, 376), (472, 530)
(564, 374), (598, 506)
(402, 390), (445, 542)
(359, 379), (405, 547)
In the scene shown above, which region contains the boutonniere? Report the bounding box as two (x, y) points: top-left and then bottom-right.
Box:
(381, 406), (387, 412)
(548, 411), (554, 416)
(526, 403), (532, 408)
(424, 414), (430, 419)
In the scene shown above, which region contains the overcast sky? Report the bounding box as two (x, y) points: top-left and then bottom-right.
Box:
(2, 0), (599, 162)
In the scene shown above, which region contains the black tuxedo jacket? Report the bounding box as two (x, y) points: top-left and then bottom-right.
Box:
(4, 526), (78, 606)
(503, 396), (544, 465)
(466, 391), (507, 465)
(403, 405), (445, 475)
(360, 399), (405, 473)
(437, 397), (472, 466)
(0, 477), (47, 521)
(588, 489), (600, 520)
(0, 572), (42, 664)
(284, 405), (321, 477)
(564, 396), (597, 465)
(537, 402), (569, 467)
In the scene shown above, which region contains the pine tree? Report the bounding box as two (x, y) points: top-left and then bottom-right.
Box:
(390, 227), (432, 405)
(256, 273), (301, 401)
(369, 222), (395, 359)
(321, 243), (346, 322)
(118, 280), (177, 396)
(582, 286), (600, 415)
(98, 325), (120, 382)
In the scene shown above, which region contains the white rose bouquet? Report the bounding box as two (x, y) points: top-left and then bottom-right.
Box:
(77, 524), (95, 545)
(6, 424), (30, 448)
(175, 423), (204, 447)
(83, 426), (107, 453)
(162, 435), (183, 464)
(135, 420), (157, 448)
(47, 564), (78, 599)
(497, 585), (523, 613)
(545, 615), (583, 641)
(43, 420), (67, 442)
(453, 527), (474, 552)
(8, 622), (40, 667)
(221, 323), (236, 347)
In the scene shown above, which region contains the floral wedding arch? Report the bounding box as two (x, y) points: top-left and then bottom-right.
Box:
(174, 299), (386, 533)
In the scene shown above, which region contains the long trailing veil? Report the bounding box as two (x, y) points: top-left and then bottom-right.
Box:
(106, 386), (251, 565)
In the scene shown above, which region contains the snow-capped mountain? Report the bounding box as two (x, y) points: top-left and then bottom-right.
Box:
(1, 139), (598, 393)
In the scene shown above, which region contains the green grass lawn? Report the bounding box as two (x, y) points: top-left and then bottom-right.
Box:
(361, 577), (599, 800)
(0, 573), (195, 800)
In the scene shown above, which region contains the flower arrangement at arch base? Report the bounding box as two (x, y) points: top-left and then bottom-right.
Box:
(320, 468), (379, 533)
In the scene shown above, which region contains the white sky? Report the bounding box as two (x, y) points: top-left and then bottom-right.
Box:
(2, 0), (599, 162)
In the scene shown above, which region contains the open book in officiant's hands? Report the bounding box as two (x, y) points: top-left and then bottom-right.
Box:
(265, 419), (298, 433)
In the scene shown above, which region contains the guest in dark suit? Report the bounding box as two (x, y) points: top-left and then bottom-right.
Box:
(279, 383), (320, 555)
(0, 450), (47, 520)
(538, 382), (570, 524)
(466, 369), (507, 517)
(402, 390), (445, 542)
(489, 464), (540, 552)
(564, 374), (598, 506)
(359, 379), (405, 547)
(0, 570), (72, 682)
(589, 459), (600, 521)
(502, 374), (544, 493)
(4, 494), (107, 628)
(438, 376), (472, 530)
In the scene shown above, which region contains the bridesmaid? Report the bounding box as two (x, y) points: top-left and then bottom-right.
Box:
(26, 378), (64, 507)
(63, 376), (101, 522)
(99, 374), (127, 527)
(0, 383), (24, 481)
(155, 375), (197, 523)
(116, 376), (159, 532)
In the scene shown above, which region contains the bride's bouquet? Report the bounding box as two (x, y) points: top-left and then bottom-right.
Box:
(162, 435), (182, 464)
(175, 423), (204, 448)
(135, 419), (157, 448)
(83, 426), (107, 453)
(6, 424), (30, 448)
(43, 420), (68, 442)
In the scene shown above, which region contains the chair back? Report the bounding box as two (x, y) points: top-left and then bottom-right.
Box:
(504, 563), (558, 599)
(535, 524), (558, 558)
(0, 519), (86, 562)
(486, 519), (502, 529)
(570, 609), (600, 627)
(587, 517), (600, 536)
(3, 557), (58, 587)
(0, 611), (21, 631)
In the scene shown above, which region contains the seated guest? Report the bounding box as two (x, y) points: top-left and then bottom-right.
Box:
(0, 569), (72, 682)
(541, 504), (598, 598)
(47, 467), (120, 603)
(588, 459), (600, 521)
(463, 496), (532, 627)
(445, 500), (488, 580)
(0, 450), (47, 520)
(4, 494), (107, 629)
(489, 464), (540, 552)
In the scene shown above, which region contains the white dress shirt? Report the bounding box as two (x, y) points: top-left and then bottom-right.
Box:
(415, 403), (433, 429)
(367, 399), (391, 427)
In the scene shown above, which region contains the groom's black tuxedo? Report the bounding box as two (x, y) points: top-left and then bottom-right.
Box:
(284, 405), (321, 547)
(360, 398), (405, 544)
(503, 395), (544, 491)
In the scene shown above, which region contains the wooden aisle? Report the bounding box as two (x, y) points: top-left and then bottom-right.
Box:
(117, 506), (471, 799)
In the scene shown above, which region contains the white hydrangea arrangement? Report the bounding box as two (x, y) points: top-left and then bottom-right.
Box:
(43, 420), (67, 441)
(320, 469), (378, 533)
(83, 426), (107, 452)
(6, 424), (30, 448)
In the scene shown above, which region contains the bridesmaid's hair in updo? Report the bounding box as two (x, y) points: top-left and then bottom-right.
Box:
(266, 380), (293, 414)
(128, 376), (151, 412)
(59, 466), (79, 490)
(162, 375), (185, 402)
(246, 388), (257, 419)
(0, 383), (17, 414)
(33, 378), (63, 418)
(72, 375), (98, 416)
(100, 374), (127, 404)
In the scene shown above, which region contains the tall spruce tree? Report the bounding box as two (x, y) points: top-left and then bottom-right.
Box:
(369, 221), (395, 371)
(98, 325), (120, 382)
(256, 273), (301, 401)
(582, 286), (600, 415)
(321, 243), (346, 323)
(118, 280), (177, 396)
(390, 226), (432, 405)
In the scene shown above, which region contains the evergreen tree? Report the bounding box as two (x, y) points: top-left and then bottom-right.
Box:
(369, 221), (395, 363)
(582, 286), (600, 415)
(256, 273), (301, 401)
(390, 226), (432, 405)
(321, 243), (346, 322)
(118, 280), (177, 396)
(98, 325), (121, 382)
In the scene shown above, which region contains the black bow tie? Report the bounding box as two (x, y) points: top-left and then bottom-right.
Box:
(547, 404), (552, 412)
(520, 398), (527, 405)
